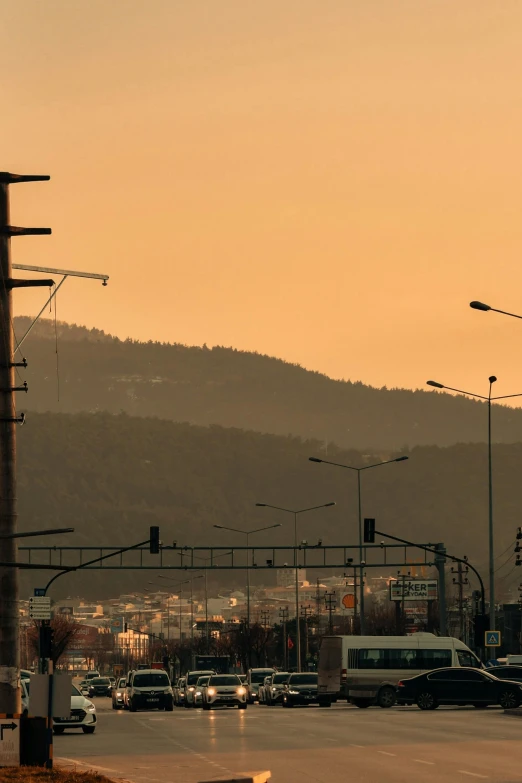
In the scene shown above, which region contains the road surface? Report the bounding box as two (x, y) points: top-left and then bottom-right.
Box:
(56, 700), (522, 783)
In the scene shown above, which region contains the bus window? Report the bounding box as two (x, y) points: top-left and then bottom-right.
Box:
(418, 649), (452, 669)
(457, 649), (480, 668)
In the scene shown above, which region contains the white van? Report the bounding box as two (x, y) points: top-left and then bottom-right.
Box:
(318, 633), (481, 708)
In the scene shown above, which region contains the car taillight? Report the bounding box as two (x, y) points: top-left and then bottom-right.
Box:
(397, 681), (404, 688)
(341, 669), (347, 681)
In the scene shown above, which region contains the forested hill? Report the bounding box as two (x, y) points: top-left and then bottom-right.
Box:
(14, 317), (522, 450)
(18, 411), (522, 601)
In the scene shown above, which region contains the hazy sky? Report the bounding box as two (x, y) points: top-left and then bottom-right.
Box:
(4, 1), (522, 399)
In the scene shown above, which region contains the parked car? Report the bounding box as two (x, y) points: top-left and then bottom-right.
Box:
(112, 677), (127, 710)
(127, 669), (173, 712)
(173, 677), (186, 707)
(202, 674), (247, 710)
(24, 680), (97, 734)
(193, 675), (211, 708)
(89, 677), (112, 697)
(246, 668), (275, 703)
(183, 670), (215, 708)
(396, 667), (522, 710)
(282, 673), (320, 707)
(78, 679), (91, 696)
(265, 672), (290, 705)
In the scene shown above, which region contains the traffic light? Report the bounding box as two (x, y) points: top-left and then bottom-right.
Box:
(363, 518), (375, 543)
(473, 613), (488, 642)
(124, 622), (128, 632)
(150, 526), (160, 554)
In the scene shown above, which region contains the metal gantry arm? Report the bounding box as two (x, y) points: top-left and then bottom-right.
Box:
(12, 263), (109, 352)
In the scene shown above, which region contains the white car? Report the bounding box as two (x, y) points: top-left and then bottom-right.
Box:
(23, 680), (97, 734)
(202, 674), (247, 710)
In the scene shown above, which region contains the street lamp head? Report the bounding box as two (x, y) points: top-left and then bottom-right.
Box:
(470, 300), (491, 312)
(427, 380), (444, 389)
(213, 525), (224, 529)
(255, 503), (266, 507)
(324, 502), (336, 507)
(308, 457), (323, 463)
(395, 456), (409, 462)
(489, 375), (497, 384)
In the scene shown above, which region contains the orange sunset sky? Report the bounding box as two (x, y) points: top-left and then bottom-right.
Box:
(3, 0), (522, 399)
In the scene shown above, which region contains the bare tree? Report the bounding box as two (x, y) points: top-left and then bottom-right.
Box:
(28, 615), (83, 666)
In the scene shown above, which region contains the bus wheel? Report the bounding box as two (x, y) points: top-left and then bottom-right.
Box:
(377, 687), (396, 709)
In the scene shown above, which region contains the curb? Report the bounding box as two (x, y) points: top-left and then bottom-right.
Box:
(504, 708), (522, 718)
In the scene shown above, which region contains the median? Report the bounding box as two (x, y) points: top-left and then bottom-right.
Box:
(0, 769), (113, 783)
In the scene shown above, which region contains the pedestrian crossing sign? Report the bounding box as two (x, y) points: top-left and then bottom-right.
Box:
(485, 631), (501, 647)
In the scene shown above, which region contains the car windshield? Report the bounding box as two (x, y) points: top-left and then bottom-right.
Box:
(289, 674), (318, 685)
(273, 673), (289, 683)
(133, 673), (170, 687)
(250, 671), (274, 683)
(93, 678), (110, 685)
(187, 672), (214, 685)
(197, 676), (210, 685)
(209, 676), (241, 685)
(118, 679), (126, 687)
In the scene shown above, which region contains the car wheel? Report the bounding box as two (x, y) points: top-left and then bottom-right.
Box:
(352, 698), (372, 708)
(318, 698), (331, 708)
(82, 726), (96, 734)
(238, 703), (247, 710)
(53, 726), (65, 735)
(473, 703), (488, 709)
(416, 691), (438, 711)
(203, 704), (211, 711)
(377, 686), (396, 709)
(499, 690), (520, 709)
(165, 702), (174, 712)
(129, 700), (137, 713)
(184, 700), (191, 709)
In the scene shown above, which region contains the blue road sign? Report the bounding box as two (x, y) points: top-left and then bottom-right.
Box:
(485, 631), (501, 647)
(34, 588), (46, 597)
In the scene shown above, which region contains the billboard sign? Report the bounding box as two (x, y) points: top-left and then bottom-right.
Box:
(390, 579), (438, 602)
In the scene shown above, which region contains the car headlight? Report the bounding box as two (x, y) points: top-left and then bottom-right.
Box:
(116, 691), (122, 697)
(165, 688), (172, 694)
(207, 688), (216, 696)
(237, 686), (246, 695)
(87, 703), (96, 712)
(196, 691), (201, 696)
(289, 690), (300, 695)
(133, 688), (142, 694)
(271, 687), (278, 691)
(188, 687), (195, 692)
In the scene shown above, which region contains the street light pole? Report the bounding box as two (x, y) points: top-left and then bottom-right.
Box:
(255, 502), (335, 671)
(427, 377), (522, 642)
(214, 523), (282, 629)
(308, 456), (408, 634)
(470, 301), (522, 321)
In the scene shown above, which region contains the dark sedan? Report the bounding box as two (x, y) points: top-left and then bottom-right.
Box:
(487, 665), (522, 682)
(89, 677), (112, 697)
(282, 673), (320, 707)
(397, 667), (522, 710)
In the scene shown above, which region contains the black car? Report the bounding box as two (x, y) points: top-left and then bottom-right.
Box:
(396, 667), (522, 710)
(487, 665), (522, 682)
(89, 677), (112, 697)
(282, 673), (321, 707)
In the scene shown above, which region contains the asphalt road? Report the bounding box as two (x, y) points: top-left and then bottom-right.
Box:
(55, 699), (522, 783)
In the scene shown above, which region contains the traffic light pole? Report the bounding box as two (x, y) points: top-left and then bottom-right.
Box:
(364, 519), (486, 656)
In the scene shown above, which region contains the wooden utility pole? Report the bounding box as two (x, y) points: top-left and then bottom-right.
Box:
(0, 172), (52, 713)
(324, 591), (336, 634)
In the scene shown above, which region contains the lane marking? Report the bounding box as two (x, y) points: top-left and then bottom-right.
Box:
(377, 751), (396, 757)
(413, 759), (435, 766)
(458, 772), (488, 779)
(349, 744), (364, 748)
(56, 757), (118, 773)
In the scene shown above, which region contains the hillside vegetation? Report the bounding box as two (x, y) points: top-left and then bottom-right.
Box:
(17, 411), (522, 601)
(14, 317), (522, 450)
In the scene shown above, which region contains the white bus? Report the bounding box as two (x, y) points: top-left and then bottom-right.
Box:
(318, 633), (481, 708)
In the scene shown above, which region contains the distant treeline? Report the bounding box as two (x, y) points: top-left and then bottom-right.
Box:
(14, 317), (522, 450)
(18, 411), (522, 601)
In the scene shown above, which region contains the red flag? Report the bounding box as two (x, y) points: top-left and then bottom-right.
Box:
(287, 636), (294, 650)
